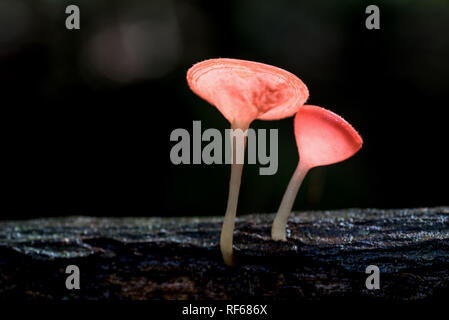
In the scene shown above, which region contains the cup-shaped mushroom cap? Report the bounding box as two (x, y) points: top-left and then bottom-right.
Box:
(294, 105), (363, 168)
(187, 58), (309, 126)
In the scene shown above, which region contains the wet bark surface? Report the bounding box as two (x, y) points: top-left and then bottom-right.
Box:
(0, 207), (448, 300)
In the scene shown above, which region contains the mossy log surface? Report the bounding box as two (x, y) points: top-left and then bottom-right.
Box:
(0, 207), (448, 300)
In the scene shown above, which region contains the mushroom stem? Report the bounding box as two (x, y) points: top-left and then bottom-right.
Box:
(272, 161), (310, 241)
(220, 121), (248, 266)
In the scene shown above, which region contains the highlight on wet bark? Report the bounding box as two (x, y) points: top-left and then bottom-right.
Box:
(187, 58), (309, 265)
(272, 105), (363, 241)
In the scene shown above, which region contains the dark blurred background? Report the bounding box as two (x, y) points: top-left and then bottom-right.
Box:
(1, 0), (448, 220)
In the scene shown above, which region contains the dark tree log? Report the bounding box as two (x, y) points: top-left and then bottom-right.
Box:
(0, 207), (448, 300)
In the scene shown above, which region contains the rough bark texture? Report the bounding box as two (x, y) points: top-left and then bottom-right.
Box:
(0, 207), (448, 300)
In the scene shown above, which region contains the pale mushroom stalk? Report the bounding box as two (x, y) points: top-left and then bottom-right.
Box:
(220, 121), (248, 266)
(272, 162), (310, 241)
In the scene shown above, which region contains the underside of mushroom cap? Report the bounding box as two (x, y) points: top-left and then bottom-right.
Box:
(187, 58), (309, 125)
(294, 105), (363, 167)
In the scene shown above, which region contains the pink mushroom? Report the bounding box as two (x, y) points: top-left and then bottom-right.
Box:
(272, 105), (363, 241)
(187, 58), (309, 265)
